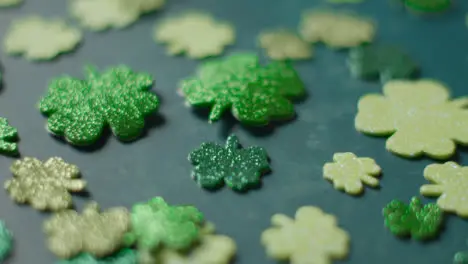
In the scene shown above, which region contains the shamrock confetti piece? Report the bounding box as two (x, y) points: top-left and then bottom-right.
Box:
(38, 65), (159, 146)
(180, 52), (306, 125)
(299, 9), (375, 48)
(188, 134), (270, 192)
(3, 16), (82, 61)
(0, 118), (19, 156)
(454, 242), (468, 264)
(402, 0), (451, 12)
(154, 11), (235, 59)
(258, 29), (313, 60)
(56, 249), (137, 264)
(70, 0), (165, 31)
(323, 152), (381, 195)
(355, 79), (468, 159)
(420, 162), (468, 217)
(44, 202), (131, 259)
(347, 44), (419, 83)
(0, 0), (21, 7)
(123, 197), (204, 260)
(383, 197), (443, 240)
(261, 206), (350, 264)
(4, 157), (86, 211)
(0, 221), (13, 262)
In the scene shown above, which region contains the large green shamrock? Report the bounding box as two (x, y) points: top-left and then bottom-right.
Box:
(123, 197), (204, 262)
(180, 53), (306, 126)
(188, 134), (270, 192)
(38, 65), (159, 146)
(382, 197), (443, 240)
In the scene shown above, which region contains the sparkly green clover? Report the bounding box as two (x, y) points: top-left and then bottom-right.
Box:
(383, 197), (443, 240)
(123, 197), (204, 262)
(180, 53), (306, 126)
(401, 0), (451, 12)
(188, 134), (270, 192)
(0, 221), (13, 263)
(38, 65), (159, 146)
(0, 118), (19, 156)
(56, 249), (137, 264)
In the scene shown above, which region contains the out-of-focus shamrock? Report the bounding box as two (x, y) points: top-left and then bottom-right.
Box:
(383, 197), (443, 240)
(0, 0), (22, 7)
(258, 29), (312, 60)
(4, 157), (86, 211)
(401, 0), (451, 12)
(38, 65), (159, 146)
(0, 221), (12, 262)
(188, 134), (270, 192)
(454, 241), (468, 264)
(44, 202), (131, 259)
(0, 118), (19, 156)
(56, 249), (137, 264)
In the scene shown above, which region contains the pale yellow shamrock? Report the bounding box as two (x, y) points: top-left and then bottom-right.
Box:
(0, 0), (22, 7)
(258, 29), (313, 60)
(299, 10), (375, 48)
(154, 11), (235, 59)
(355, 79), (468, 160)
(70, 0), (165, 31)
(3, 16), (82, 60)
(323, 152), (381, 195)
(420, 162), (468, 218)
(261, 206), (350, 264)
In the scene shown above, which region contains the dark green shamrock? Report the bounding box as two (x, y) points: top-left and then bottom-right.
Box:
(180, 53), (306, 126)
(123, 197), (204, 262)
(0, 118), (19, 156)
(38, 65), (159, 146)
(56, 249), (137, 264)
(0, 221), (12, 262)
(454, 242), (468, 264)
(188, 134), (270, 192)
(347, 44), (419, 83)
(402, 0), (451, 12)
(383, 197), (443, 240)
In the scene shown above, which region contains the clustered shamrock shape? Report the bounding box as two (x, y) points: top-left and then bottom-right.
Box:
(0, 1), (464, 264)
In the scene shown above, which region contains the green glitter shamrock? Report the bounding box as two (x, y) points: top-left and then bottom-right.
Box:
(38, 65), (159, 146)
(347, 44), (419, 83)
(180, 52), (306, 126)
(123, 197), (204, 262)
(0, 118), (19, 156)
(401, 0), (451, 12)
(188, 134), (270, 192)
(382, 197), (443, 240)
(56, 249), (137, 264)
(0, 221), (13, 262)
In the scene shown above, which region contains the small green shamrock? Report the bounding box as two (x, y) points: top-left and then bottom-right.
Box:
(56, 249), (137, 264)
(0, 221), (13, 262)
(38, 65), (159, 146)
(347, 44), (419, 83)
(0, 118), (19, 156)
(382, 197), (443, 240)
(180, 52), (306, 126)
(454, 241), (468, 264)
(188, 134), (270, 192)
(401, 0), (451, 12)
(123, 197), (204, 260)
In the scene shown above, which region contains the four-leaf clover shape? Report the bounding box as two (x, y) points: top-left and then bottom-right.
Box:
(38, 65), (159, 146)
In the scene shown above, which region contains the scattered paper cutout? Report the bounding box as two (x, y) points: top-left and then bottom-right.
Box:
(44, 202), (131, 259)
(0, 221), (12, 262)
(299, 10), (375, 48)
(355, 79), (468, 160)
(0, 0), (21, 7)
(56, 249), (137, 264)
(70, 0), (165, 31)
(420, 162), (468, 218)
(154, 11), (235, 59)
(383, 197), (443, 240)
(258, 29), (312, 60)
(3, 16), (82, 60)
(402, 0), (452, 12)
(188, 134), (270, 192)
(0, 118), (19, 156)
(261, 206), (350, 264)
(323, 152), (381, 195)
(4, 157), (86, 211)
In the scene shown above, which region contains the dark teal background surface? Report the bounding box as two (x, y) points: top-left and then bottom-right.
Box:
(1, 0), (468, 263)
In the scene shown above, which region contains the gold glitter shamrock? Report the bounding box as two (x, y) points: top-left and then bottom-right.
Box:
(0, 0), (22, 7)
(4, 157), (86, 211)
(420, 162), (468, 218)
(323, 152), (381, 195)
(299, 10), (375, 48)
(70, 0), (165, 31)
(3, 16), (82, 60)
(0, 118), (19, 156)
(355, 79), (468, 160)
(258, 29), (313, 60)
(43, 202), (131, 259)
(261, 206), (350, 264)
(154, 11), (235, 59)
